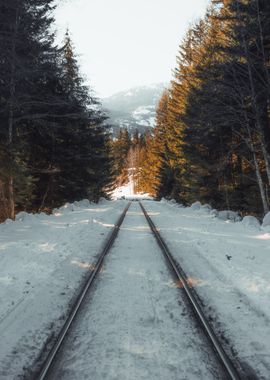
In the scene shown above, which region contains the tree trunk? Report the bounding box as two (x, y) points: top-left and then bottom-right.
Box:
(236, 1), (270, 190)
(8, 177), (15, 220)
(255, 0), (270, 93)
(0, 180), (9, 221)
(260, 138), (270, 186)
(242, 108), (269, 214)
(252, 149), (269, 214)
(7, 8), (19, 220)
(39, 177), (51, 212)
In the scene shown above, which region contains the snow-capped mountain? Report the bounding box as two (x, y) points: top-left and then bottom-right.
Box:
(102, 83), (167, 135)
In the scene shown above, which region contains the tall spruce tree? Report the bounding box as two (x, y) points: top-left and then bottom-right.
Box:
(32, 30), (112, 207)
(148, 0), (270, 215)
(0, 1), (113, 219)
(0, 0), (59, 219)
(110, 128), (131, 186)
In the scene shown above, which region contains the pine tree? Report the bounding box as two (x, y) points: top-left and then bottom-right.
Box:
(31, 30), (112, 208)
(149, 0), (270, 214)
(0, 2), (113, 219)
(0, 0), (58, 219)
(110, 128), (131, 186)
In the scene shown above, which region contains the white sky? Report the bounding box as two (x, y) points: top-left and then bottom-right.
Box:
(54, 0), (210, 98)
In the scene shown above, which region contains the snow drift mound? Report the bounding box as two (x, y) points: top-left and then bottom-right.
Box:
(263, 211), (270, 227)
(218, 210), (241, 222)
(242, 215), (260, 229)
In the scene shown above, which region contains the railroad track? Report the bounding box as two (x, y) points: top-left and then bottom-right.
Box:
(36, 202), (131, 380)
(35, 200), (241, 380)
(139, 201), (241, 380)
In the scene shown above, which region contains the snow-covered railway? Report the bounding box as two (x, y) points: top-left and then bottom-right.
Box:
(139, 202), (240, 380)
(36, 202), (132, 380)
(35, 202), (240, 380)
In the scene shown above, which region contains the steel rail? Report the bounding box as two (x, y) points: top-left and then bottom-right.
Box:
(139, 201), (241, 380)
(37, 201), (131, 380)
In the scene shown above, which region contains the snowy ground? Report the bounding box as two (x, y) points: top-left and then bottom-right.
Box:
(111, 181), (134, 199)
(0, 199), (125, 379)
(111, 175), (152, 201)
(143, 200), (270, 379)
(0, 197), (269, 379)
(44, 202), (226, 380)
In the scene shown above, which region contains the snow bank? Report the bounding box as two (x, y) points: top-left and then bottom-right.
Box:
(53, 200), (92, 214)
(56, 202), (75, 213)
(15, 211), (38, 222)
(4, 218), (13, 225)
(159, 199), (247, 223)
(15, 211), (30, 222)
(210, 209), (218, 217)
(190, 202), (212, 213)
(262, 211), (270, 227)
(218, 210), (241, 222)
(159, 198), (184, 208)
(190, 201), (201, 210)
(242, 215), (261, 229)
(74, 199), (91, 208)
(200, 204), (212, 212)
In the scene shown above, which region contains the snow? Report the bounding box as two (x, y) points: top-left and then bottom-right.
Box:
(0, 197), (269, 378)
(191, 201), (201, 210)
(0, 199), (125, 378)
(133, 105), (153, 116)
(46, 203), (226, 379)
(111, 175), (152, 201)
(148, 116), (156, 127)
(142, 200), (270, 379)
(242, 215), (261, 229)
(262, 211), (270, 227)
(217, 210), (241, 222)
(131, 106), (156, 128)
(111, 181), (135, 199)
(210, 209), (218, 217)
(201, 204), (212, 212)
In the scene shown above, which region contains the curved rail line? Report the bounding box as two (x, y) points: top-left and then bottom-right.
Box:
(139, 201), (241, 380)
(37, 202), (131, 380)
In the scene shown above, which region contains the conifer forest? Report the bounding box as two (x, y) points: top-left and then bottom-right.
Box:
(1, 0), (270, 220)
(113, 0), (270, 217)
(0, 0), (112, 221)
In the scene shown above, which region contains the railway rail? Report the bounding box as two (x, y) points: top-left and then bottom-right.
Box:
(36, 200), (241, 380)
(139, 201), (241, 380)
(36, 202), (131, 380)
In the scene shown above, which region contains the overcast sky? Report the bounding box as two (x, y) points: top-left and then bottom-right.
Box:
(54, 0), (210, 98)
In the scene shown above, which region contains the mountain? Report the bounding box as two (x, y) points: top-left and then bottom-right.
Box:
(102, 83), (167, 135)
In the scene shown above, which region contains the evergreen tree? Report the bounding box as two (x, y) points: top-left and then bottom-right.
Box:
(110, 128), (131, 186)
(30, 30), (112, 208)
(0, 2), (113, 220)
(148, 0), (270, 215)
(0, 0), (58, 219)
